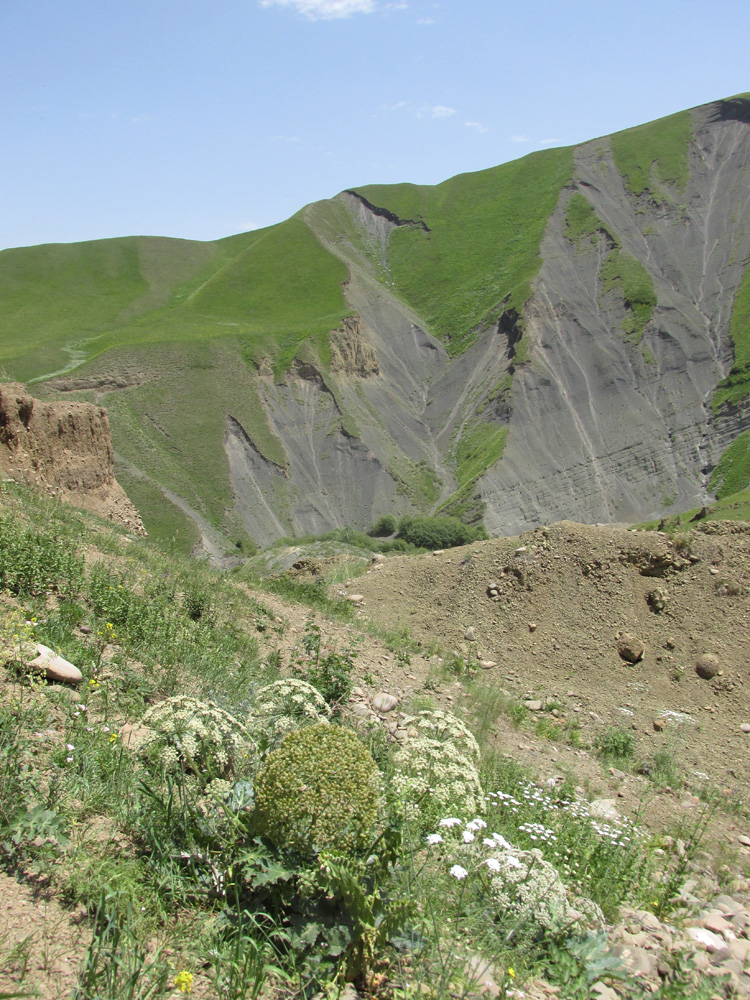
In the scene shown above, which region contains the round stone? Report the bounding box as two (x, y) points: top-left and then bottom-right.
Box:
(372, 692), (398, 713)
(695, 653), (720, 680)
(617, 633), (645, 663)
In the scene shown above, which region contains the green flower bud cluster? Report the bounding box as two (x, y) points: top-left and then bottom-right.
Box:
(140, 696), (253, 781)
(249, 678), (331, 757)
(254, 723), (379, 856)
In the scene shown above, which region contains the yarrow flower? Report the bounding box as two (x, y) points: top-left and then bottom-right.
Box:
(450, 864), (468, 880)
(439, 817), (462, 828)
(426, 833), (443, 845)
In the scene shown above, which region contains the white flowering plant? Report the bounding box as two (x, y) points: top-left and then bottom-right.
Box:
(403, 708), (481, 766)
(423, 814), (605, 936)
(248, 677), (331, 758)
(484, 780), (651, 915)
(391, 734), (484, 827)
(140, 696), (254, 784)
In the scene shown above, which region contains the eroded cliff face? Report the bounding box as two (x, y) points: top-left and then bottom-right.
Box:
(480, 99), (750, 534)
(0, 383), (145, 535)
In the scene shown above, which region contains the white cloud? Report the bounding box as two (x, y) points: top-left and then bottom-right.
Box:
(420, 104), (456, 118)
(260, 0), (376, 18)
(465, 120), (488, 133)
(510, 134), (530, 143)
(538, 137), (560, 146)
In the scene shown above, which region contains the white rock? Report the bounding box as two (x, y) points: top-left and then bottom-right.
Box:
(740, 723), (750, 734)
(345, 594), (364, 603)
(28, 643), (82, 685)
(478, 660), (497, 670)
(372, 693), (398, 712)
(685, 926), (726, 952)
(590, 798), (620, 821)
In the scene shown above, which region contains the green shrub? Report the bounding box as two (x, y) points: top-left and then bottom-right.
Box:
(397, 515), (485, 550)
(369, 514), (397, 537)
(594, 726), (635, 761)
(254, 724), (379, 856)
(140, 696), (254, 782)
(290, 619), (356, 712)
(0, 513), (83, 597)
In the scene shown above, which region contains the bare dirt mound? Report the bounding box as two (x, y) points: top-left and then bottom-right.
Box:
(349, 520), (750, 796)
(0, 383), (145, 535)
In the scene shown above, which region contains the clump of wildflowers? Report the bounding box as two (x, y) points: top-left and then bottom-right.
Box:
(405, 708), (480, 766)
(425, 816), (604, 934)
(392, 733), (484, 821)
(0, 605), (37, 665)
(248, 678), (331, 757)
(140, 696), (254, 782)
(173, 970), (193, 993)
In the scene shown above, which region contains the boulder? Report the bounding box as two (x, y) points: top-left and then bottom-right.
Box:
(372, 692), (398, 713)
(695, 653), (720, 679)
(617, 633), (645, 663)
(28, 643), (82, 685)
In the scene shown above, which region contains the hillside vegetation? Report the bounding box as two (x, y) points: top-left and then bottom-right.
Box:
(354, 147), (574, 354)
(4, 486), (750, 998)
(0, 94), (748, 555)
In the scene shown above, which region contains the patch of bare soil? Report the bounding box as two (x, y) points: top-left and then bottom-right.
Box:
(0, 382), (145, 535)
(315, 521), (750, 853)
(0, 869), (90, 998)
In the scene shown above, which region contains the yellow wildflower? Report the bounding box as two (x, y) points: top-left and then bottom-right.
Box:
(173, 971), (193, 994)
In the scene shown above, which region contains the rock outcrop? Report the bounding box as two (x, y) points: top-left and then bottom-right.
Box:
(0, 383), (145, 534)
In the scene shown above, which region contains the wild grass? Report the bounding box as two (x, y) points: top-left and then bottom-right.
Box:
(709, 429), (750, 497)
(0, 486), (719, 999)
(355, 146), (574, 354)
(564, 191), (607, 248)
(713, 262), (750, 409)
(600, 247), (657, 343)
(610, 109), (693, 197)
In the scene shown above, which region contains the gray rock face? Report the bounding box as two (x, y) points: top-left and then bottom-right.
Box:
(37, 99), (750, 552)
(482, 103), (750, 535)
(227, 98), (750, 547)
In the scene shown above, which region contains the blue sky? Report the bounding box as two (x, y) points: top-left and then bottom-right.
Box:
(2, 0), (748, 250)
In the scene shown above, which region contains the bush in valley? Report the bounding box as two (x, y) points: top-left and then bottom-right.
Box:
(254, 723), (379, 856)
(369, 514), (397, 537)
(397, 514), (486, 550)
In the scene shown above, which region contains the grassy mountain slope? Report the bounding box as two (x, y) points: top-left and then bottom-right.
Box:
(353, 146), (574, 354)
(610, 108), (694, 196)
(0, 218), (351, 384)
